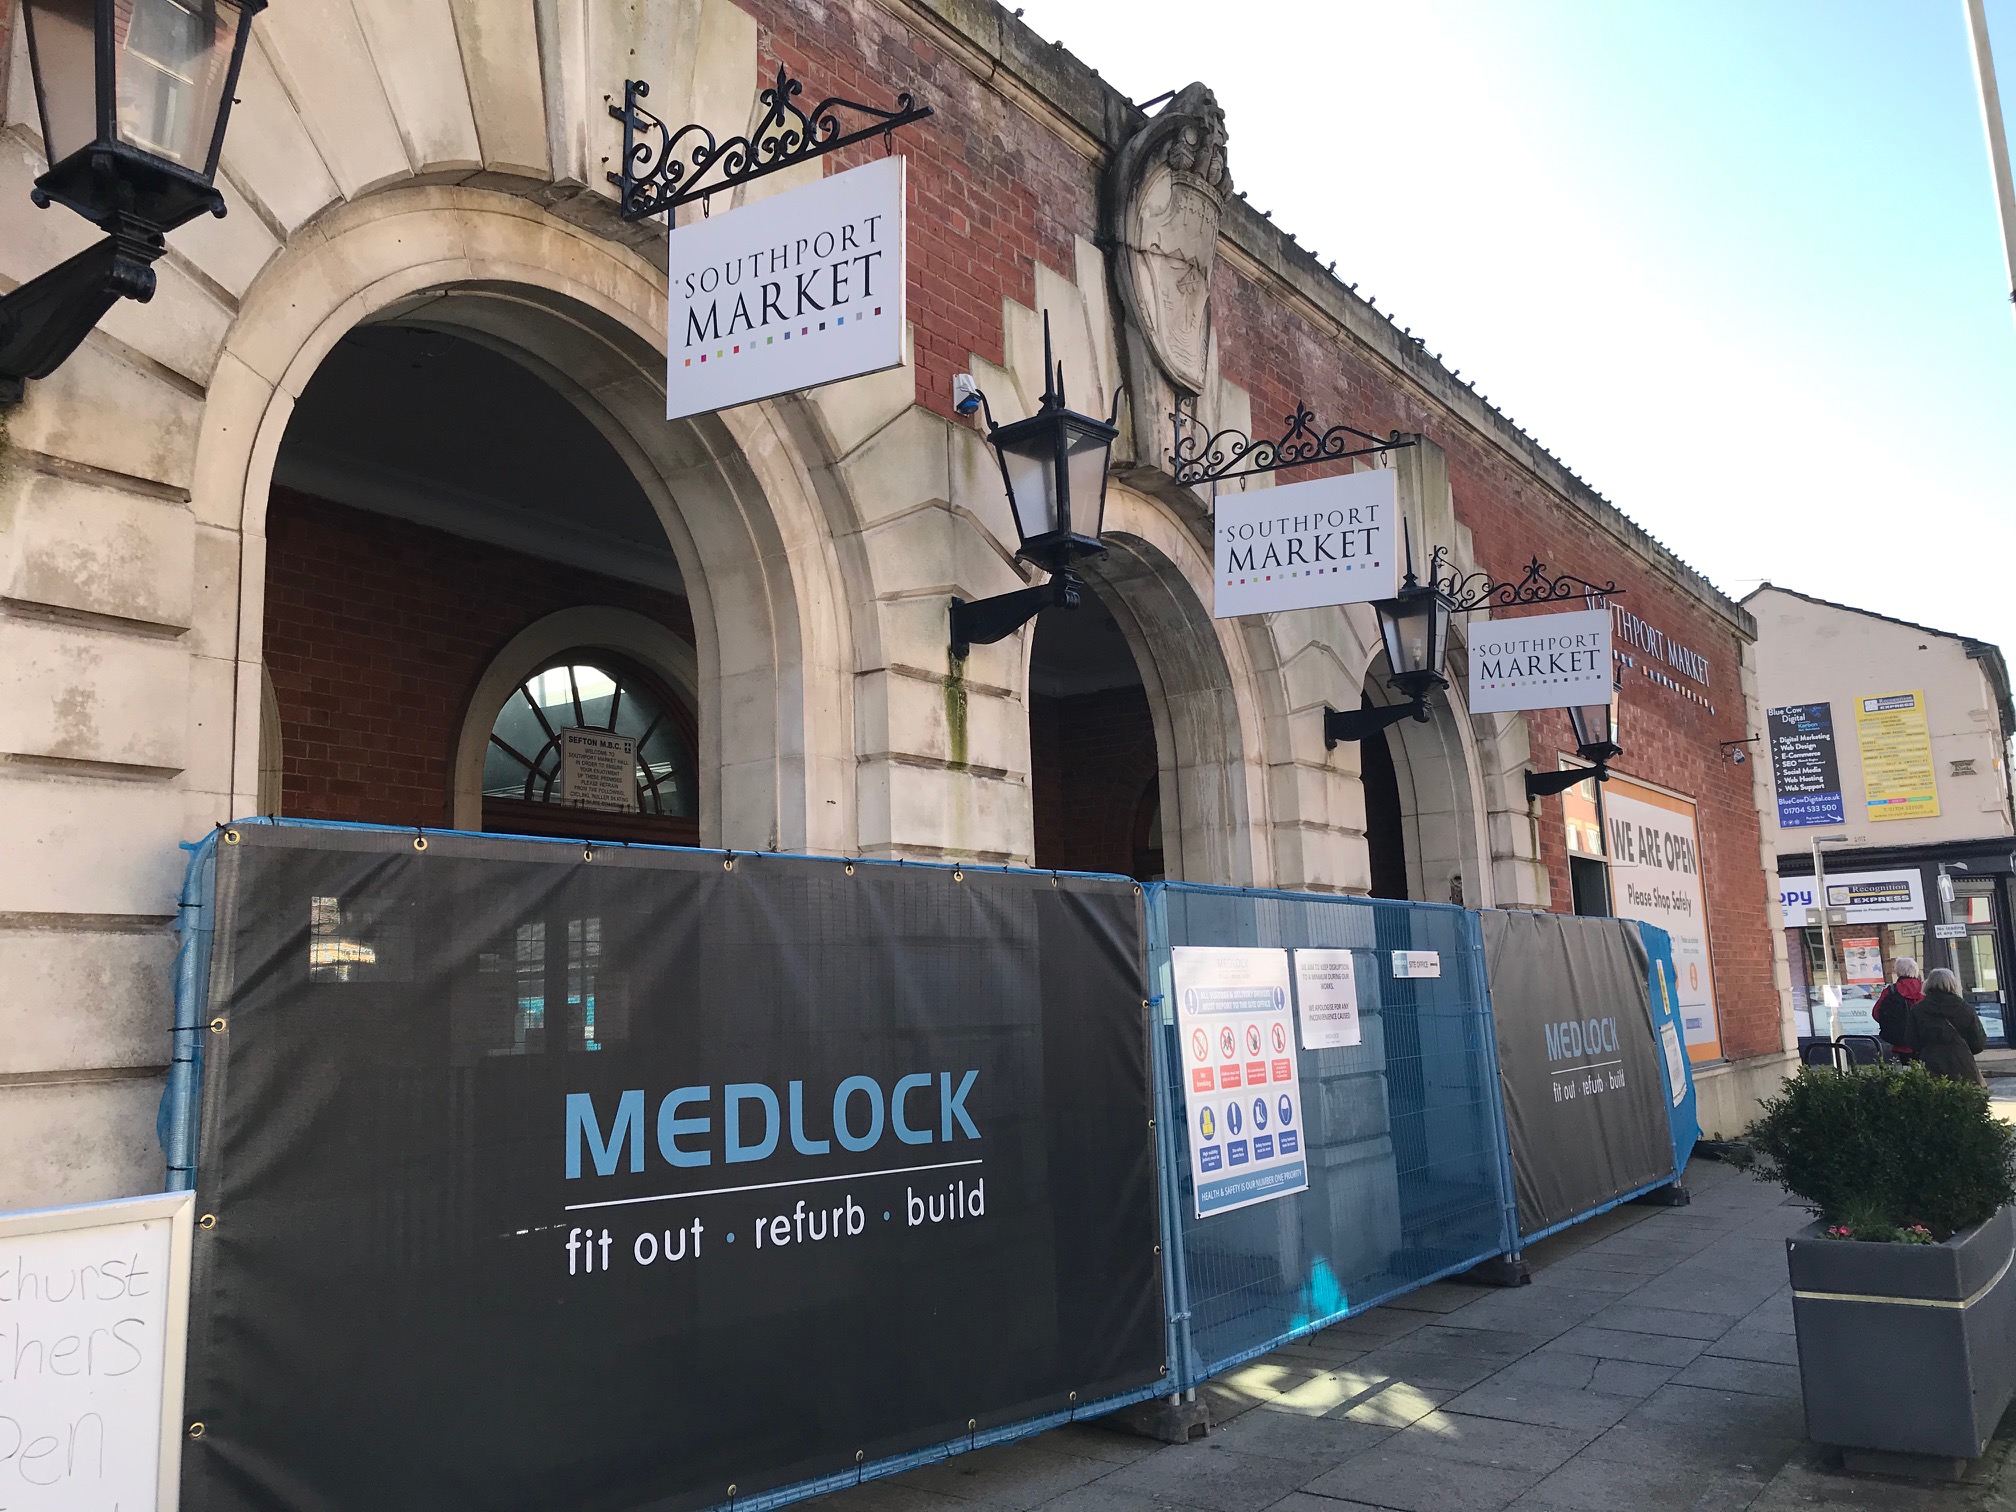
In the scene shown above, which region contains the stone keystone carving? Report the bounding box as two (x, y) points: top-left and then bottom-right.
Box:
(1106, 82), (1230, 399)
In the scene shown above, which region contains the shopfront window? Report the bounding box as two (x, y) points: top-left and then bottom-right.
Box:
(1561, 776), (1610, 917)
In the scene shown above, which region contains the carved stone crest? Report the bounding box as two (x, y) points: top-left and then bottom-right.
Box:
(1106, 83), (1230, 399)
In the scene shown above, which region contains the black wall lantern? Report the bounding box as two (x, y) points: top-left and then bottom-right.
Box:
(1525, 695), (1622, 799)
(1323, 562), (1458, 747)
(949, 314), (1120, 660)
(2, 0), (265, 406)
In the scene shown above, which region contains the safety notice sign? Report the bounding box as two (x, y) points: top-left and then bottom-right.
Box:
(1172, 946), (1309, 1217)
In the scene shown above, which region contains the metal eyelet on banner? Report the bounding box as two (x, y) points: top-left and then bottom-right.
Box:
(967, 1418), (977, 1432)
(723, 856), (736, 872)
(952, 869), (965, 883)
(854, 1450), (865, 1464)
(1068, 1391), (1078, 1404)
(583, 847), (595, 862)
(413, 836), (428, 852)
(844, 863), (856, 876)
(222, 829), (239, 845)
(198, 1214), (216, 1230)
(187, 1422), (205, 1439)
(209, 1017), (227, 1034)
(727, 1487), (737, 1500)
(1133, 884), (1142, 897)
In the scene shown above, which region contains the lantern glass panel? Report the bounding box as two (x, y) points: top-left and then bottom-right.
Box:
(1001, 439), (1059, 545)
(1568, 701), (1617, 752)
(1380, 591), (1441, 679)
(22, 0), (99, 165)
(117, 0), (247, 170)
(1062, 421), (1111, 540)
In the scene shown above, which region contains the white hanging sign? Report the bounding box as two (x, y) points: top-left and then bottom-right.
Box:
(1212, 470), (1401, 619)
(1171, 947), (1309, 1217)
(0, 1191), (194, 1511)
(664, 157), (907, 421)
(1467, 607), (1614, 715)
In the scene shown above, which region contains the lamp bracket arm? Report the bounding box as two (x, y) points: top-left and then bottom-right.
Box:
(0, 220), (165, 407)
(1323, 699), (1426, 749)
(949, 570), (1082, 661)
(1524, 763), (1608, 801)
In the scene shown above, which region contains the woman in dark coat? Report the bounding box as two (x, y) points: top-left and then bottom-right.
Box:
(1908, 967), (1988, 1086)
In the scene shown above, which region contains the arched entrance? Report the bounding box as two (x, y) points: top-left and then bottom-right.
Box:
(266, 321), (704, 844)
(192, 189), (861, 856)
(1021, 485), (1266, 887)
(1027, 592), (1162, 878)
(1359, 660), (1491, 908)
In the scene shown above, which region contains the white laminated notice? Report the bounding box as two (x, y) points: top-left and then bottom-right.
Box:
(1171, 947), (1309, 1218)
(1294, 949), (1362, 1049)
(1391, 950), (1441, 979)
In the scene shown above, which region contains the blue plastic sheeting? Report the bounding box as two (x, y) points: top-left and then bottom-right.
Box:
(1145, 883), (1519, 1391)
(1637, 923), (1701, 1179)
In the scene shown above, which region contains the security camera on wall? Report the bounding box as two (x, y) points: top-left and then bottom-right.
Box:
(952, 373), (983, 416)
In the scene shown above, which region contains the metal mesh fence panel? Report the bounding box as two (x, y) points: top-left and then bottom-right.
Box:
(1146, 884), (1517, 1387)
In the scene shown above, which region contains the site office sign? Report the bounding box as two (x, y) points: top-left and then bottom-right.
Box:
(665, 157), (906, 421)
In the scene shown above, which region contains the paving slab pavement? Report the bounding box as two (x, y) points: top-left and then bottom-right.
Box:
(807, 1161), (2016, 1512)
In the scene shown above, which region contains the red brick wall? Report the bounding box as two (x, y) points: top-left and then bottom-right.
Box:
(751, 3), (1099, 427)
(723, 0), (1780, 1062)
(263, 489), (695, 826)
(1208, 268), (1778, 1062)
(1029, 686), (1158, 875)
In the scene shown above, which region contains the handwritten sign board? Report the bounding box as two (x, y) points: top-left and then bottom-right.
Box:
(557, 729), (640, 812)
(0, 1191), (193, 1510)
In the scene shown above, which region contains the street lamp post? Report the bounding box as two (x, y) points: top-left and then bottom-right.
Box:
(2, 0), (266, 407)
(949, 314), (1120, 660)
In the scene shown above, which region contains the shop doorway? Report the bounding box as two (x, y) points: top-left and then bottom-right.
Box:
(1947, 877), (2007, 1045)
(266, 322), (702, 845)
(1028, 598), (1164, 879)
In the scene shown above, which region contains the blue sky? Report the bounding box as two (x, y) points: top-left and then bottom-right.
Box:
(1015, 1), (2016, 649)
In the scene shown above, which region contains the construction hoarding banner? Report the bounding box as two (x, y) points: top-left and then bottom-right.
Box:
(1481, 911), (1680, 1241)
(181, 824), (1163, 1512)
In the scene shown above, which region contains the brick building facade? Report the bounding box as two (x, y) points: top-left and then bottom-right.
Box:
(0, 0), (1790, 1203)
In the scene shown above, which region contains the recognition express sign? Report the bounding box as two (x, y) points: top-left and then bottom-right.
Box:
(180, 826), (1163, 1512)
(1171, 947), (1309, 1216)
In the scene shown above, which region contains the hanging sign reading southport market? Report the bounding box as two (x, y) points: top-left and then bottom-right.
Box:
(177, 825), (1163, 1512)
(1211, 469), (1401, 618)
(664, 157), (907, 421)
(1467, 607), (1613, 715)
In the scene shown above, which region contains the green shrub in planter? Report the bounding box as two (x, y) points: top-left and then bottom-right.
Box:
(1744, 1065), (2016, 1240)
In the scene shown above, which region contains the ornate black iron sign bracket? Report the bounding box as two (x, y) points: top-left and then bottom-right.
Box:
(607, 67), (933, 222)
(1428, 546), (1622, 612)
(1169, 405), (1414, 487)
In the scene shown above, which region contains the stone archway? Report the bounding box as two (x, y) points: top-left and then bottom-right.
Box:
(188, 187), (861, 855)
(1027, 484), (1270, 887)
(1361, 658), (1494, 908)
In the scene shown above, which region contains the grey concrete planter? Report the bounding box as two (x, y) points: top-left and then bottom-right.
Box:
(1787, 1204), (2016, 1460)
